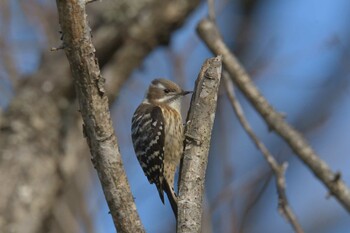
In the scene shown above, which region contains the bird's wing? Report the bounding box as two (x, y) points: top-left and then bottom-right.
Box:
(131, 104), (165, 203)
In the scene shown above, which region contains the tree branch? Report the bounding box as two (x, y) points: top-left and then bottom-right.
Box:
(197, 18), (350, 212)
(55, 0), (144, 232)
(177, 56), (222, 233)
(104, 0), (201, 100)
(223, 73), (303, 233)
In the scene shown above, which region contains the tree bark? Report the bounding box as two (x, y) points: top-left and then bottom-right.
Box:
(177, 56), (222, 233)
(55, 0), (144, 232)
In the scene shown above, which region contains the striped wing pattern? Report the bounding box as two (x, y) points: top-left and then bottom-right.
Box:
(131, 104), (165, 203)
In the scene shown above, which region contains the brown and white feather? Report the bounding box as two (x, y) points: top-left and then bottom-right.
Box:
(131, 78), (191, 218)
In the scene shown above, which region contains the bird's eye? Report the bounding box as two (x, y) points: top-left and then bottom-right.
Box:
(164, 89), (171, 93)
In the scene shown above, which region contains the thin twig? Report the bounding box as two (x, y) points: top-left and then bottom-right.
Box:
(239, 170), (273, 232)
(207, 0), (216, 23)
(209, 165), (271, 216)
(223, 73), (303, 233)
(50, 45), (65, 51)
(85, 0), (99, 4)
(197, 18), (350, 213)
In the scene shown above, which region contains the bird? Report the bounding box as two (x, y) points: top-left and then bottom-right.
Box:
(131, 78), (192, 218)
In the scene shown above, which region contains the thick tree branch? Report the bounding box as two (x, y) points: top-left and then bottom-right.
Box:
(223, 73), (303, 233)
(177, 56), (222, 233)
(197, 18), (350, 212)
(55, 0), (144, 232)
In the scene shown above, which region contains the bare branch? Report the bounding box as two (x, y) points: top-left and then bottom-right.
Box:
(197, 18), (350, 212)
(85, 0), (99, 4)
(104, 0), (201, 100)
(277, 163), (303, 233)
(50, 45), (65, 51)
(55, 0), (144, 232)
(177, 56), (222, 233)
(207, 0), (216, 23)
(223, 73), (303, 233)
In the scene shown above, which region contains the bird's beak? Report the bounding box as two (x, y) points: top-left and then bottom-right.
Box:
(181, 90), (193, 96)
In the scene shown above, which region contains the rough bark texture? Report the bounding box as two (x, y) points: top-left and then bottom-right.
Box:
(197, 18), (350, 213)
(55, 0), (144, 232)
(0, 0), (201, 232)
(0, 52), (72, 233)
(177, 56), (222, 233)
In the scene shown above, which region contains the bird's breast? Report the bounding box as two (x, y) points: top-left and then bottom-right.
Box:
(162, 107), (184, 162)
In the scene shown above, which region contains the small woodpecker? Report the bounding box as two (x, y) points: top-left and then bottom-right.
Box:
(131, 78), (192, 218)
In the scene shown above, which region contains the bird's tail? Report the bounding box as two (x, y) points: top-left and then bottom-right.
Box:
(155, 180), (165, 204)
(164, 180), (178, 219)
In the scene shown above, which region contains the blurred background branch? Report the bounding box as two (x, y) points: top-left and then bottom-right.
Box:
(223, 72), (303, 233)
(197, 18), (350, 214)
